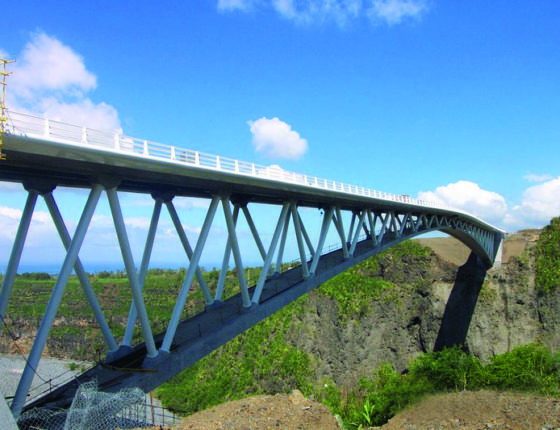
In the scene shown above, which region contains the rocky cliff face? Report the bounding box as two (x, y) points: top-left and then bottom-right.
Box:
(288, 231), (559, 389)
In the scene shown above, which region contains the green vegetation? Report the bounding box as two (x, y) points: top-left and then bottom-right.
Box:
(535, 216), (560, 293)
(318, 240), (430, 320)
(155, 296), (311, 413)
(321, 344), (560, 427)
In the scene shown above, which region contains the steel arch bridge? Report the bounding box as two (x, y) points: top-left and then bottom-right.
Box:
(0, 111), (504, 419)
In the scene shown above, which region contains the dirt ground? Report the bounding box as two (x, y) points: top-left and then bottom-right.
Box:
(150, 390), (559, 430)
(171, 389), (340, 429)
(380, 390), (560, 430)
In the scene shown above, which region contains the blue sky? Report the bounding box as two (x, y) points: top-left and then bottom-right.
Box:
(1, 0), (559, 270)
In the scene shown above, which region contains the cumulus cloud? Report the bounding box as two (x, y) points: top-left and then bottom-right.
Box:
(217, 0), (428, 26)
(5, 32), (121, 131)
(509, 177), (560, 227)
(523, 173), (553, 183)
(248, 117), (308, 159)
(368, 0), (428, 25)
(417, 180), (508, 225)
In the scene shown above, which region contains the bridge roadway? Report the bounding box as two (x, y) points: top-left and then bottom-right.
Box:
(0, 111), (504, 421)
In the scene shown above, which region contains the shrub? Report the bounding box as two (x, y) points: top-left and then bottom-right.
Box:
(535, 217), (560, 293)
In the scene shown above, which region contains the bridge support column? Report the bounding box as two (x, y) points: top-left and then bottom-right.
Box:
(43, 192), (118, 354)
(366, 210), (378, 246)
(221, 197), (251, 308)
(215, 205), (240, 302)
(275, 209), (291, 274)
(11, 184), (103, 419)
(242, 206), (267, 262)
(349, 210), (366, 256)
(291, 202), (309, 278)
(0, 190), (37, 335)
(166, 200), (212, 304)
(347, 211), (357, 244)
(298, 213), (315, 259)
(161, 196), (220, 353)
(122, 198), (163, 348)
(106, 187), (157, 359)
(310, 206), (334, 275)
(252, 202), (290, 304)
(333, 207), (350, 259)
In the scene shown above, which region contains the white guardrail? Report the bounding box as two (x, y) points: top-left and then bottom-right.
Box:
(5, 110), (447, 211)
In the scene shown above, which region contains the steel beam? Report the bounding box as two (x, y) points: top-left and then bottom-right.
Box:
(252, 202), (290, 304)
(347, 212), (357, 244)
(222, 198), (251, 307)
(275, 211), (291, 274)
(242, 206), (267, 261)
(215, 205), (240, 302)
(122, 198), (163, 347)
(333, 207), (350, 259)
(309, 206), (335, 275)
(166, 201), (212, 304)
(106, 187), (157, 358)
(0, 191), (38, 335)
(43, 192), (118, 353)
(291, 202), (309, 278)
(11, 184), (102, 419)
(349, 210), (366, 256)
(298, 213), (315, 258)
(161, 196), (219, 352)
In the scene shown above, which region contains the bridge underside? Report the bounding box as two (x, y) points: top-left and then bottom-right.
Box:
(21, 226), (473, 413)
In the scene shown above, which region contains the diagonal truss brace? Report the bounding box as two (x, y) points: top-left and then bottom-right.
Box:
(11, 185), (103, 418)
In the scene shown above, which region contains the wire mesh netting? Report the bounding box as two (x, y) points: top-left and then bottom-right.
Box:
(17, 380), (177, 430)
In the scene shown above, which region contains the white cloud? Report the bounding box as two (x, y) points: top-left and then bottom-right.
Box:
(5, 32), (121, 131)
(368, 0), (428, 25)
(272, 0), (362, 26)
(523, 172), (553, 183)
(417, 180), (508, 225)
(218, 0), (256, 11)
(217, 0), (427, 26)
(248, 117), (308, 160)
(509, 177), (560, 226)
(0, 181), (24, 192)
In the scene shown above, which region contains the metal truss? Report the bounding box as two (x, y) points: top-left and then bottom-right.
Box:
(0, 184), (503, 418)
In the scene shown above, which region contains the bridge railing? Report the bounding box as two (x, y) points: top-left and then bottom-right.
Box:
(6, 110), (451, 211)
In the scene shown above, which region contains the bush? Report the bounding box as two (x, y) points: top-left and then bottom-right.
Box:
(536, 217), (560, 293)
(485, 343), (560, 396)
(410, 345), (486, 391)
(19, 272), (51, 280)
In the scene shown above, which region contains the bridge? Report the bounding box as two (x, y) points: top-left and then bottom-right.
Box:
(0, 111), (504, 422)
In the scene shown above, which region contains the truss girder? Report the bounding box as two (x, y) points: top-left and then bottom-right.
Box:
(0, 184), (503, 418)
